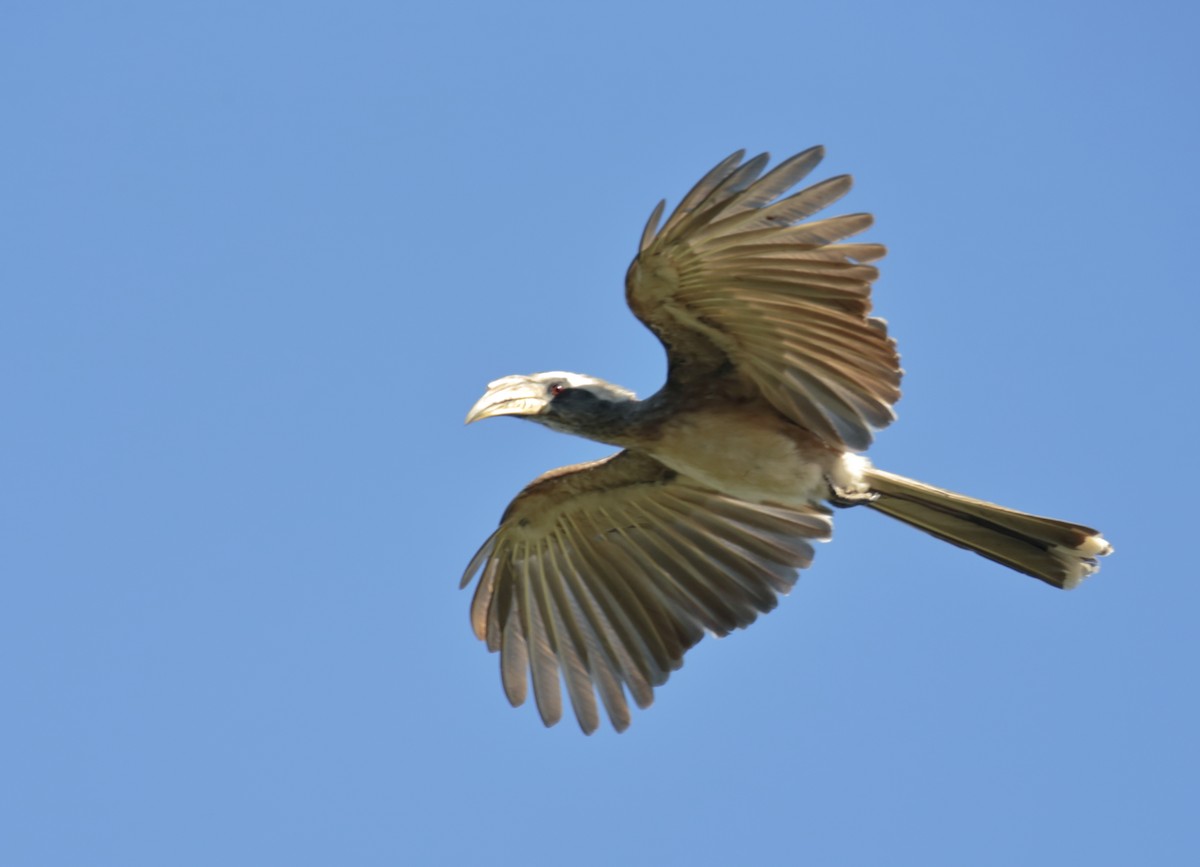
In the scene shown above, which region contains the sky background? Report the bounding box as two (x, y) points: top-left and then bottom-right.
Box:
(3, 1), (1198, 864)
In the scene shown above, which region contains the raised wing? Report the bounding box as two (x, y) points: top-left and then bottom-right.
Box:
(627, 147), (901, 451)
(461, 450), (831, 733)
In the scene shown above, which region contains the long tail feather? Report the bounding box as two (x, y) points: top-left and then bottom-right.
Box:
(860, 468), (1112, 589)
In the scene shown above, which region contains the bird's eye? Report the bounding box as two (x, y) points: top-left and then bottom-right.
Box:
(549, 383), (567, 396)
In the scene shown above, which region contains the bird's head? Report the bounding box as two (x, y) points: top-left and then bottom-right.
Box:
(465, 372), (638, 440)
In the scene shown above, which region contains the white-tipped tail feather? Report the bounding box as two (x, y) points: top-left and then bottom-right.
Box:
(861, 468), (1112, 589)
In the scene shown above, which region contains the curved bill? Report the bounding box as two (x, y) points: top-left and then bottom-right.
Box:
(464, 376), (550, 424)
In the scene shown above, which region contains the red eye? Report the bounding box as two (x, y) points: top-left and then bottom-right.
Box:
(550, 383), (566, 396)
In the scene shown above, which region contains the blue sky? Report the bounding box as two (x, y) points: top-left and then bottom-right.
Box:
(3, 1), (1197, 864)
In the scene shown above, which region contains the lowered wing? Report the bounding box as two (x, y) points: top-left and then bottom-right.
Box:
(461, 450), (831, 733)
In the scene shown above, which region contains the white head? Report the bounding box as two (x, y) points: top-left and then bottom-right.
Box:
(464, 371), (638, 438)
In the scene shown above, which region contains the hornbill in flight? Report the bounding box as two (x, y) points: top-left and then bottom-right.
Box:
(462, 147), (1111, 733)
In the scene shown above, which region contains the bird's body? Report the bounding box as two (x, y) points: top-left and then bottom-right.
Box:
(636, 399), (844, 507)
(462, 147), (1112, 734)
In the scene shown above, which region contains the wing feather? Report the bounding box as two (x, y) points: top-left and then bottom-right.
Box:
(694, 175), (854, 242)
(594, 504), (725, 630)
(469, 552), (498, 643)
(536, 545), (598, 733)
(565, 512), (685, 680)
(550, 531), (636, 728)
(521, 547), (562, 726)
(657, 150), (747, 237)
(499, 592), (528, 707)
(637, 199), (666, 254)
(716, 145), (827, 218)
(641, 500), (781, 608)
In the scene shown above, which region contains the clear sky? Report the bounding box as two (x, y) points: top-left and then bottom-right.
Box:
(3, 1), (1197, 864)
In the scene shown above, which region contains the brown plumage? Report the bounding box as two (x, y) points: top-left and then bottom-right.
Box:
(463, 147), (1112, 733)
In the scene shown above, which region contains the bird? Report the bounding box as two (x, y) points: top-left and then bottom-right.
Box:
(461, 146), (1112, 734)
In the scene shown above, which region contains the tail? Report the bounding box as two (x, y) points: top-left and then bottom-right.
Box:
(858, 468), (1112, 589)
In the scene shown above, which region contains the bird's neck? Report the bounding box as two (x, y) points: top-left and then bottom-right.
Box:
(550, 396), (660, 449)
